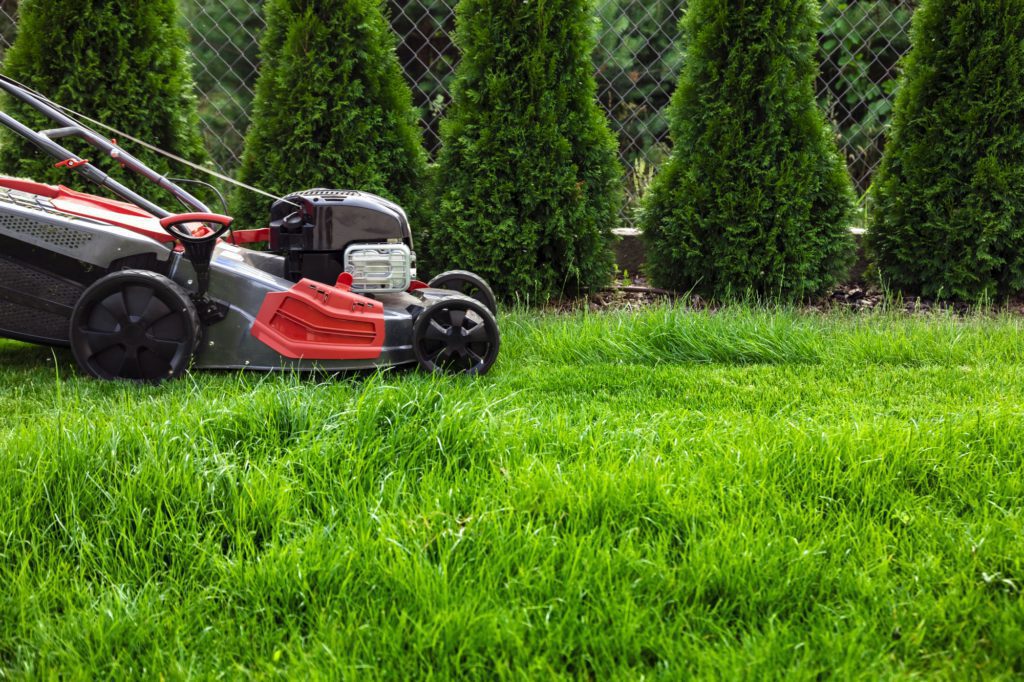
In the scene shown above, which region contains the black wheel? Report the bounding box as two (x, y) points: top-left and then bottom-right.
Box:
(427, 270), (498, 315)
(69, 270), (201, 383)
(413, 295), (500, 375)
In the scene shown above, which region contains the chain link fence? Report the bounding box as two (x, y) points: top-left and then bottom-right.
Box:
(0, 0), (913, 201)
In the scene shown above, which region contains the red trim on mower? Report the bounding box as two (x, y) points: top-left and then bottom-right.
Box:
(54, 158), (90, 169)
(408, 280), (429, 291)
(0, 178), (246, 245)
(53, 189), (176, 242)
(0, 177), (60, 198)
(251, 279), (385, 360)
(21, 180), (179, 243)
(227, 228), (270, 245)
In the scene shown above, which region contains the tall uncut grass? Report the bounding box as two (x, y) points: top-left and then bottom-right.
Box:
(0, 306), (1022, 678)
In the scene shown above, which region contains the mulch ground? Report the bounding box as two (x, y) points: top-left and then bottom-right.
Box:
(547, 277), (1024, 316)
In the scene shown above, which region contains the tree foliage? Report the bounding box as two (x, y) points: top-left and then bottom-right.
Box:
(232, 0), (427, 229)
(425, 0), (622, 301)
(0, 0), (207, 198)
(868, 0), (1024, 301)
(641, 0), (855, 300)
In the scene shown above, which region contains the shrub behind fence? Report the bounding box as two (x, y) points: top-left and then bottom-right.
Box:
(0, 1), (915, 208)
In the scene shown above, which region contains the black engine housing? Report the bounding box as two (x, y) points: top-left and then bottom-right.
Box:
(268, 189), (412, 284)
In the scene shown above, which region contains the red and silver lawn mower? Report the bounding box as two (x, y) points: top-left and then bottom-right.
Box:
(0, 75), (499, 382)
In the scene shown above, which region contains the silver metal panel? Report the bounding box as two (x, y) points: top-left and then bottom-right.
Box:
(0, 200), (171, 267)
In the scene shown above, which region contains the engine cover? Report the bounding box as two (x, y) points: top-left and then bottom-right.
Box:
(268, 189), (413, 284)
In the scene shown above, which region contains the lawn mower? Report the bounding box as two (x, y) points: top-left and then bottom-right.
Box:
(0, 75), (500, 382)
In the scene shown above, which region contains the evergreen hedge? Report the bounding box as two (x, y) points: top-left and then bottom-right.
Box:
(868, 0), (1024, 301)
(424, 0), (622, 302)
(641, 0), (855, 300)
(232, 0), (427, 229)
(0, 0), (207, 198)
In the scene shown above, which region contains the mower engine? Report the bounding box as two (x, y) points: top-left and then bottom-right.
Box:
(268, 189), (415, 292)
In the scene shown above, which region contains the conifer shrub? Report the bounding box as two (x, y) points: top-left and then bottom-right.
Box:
(868, 0), (1024, 301)
(232, 0), (427, 229)
(641, 0), (855, 300)
(0, 0), (207, 197)
(424, 0), (623, 302)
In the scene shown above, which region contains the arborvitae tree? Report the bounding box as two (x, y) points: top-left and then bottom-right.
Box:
(868, 1), (1024, 301)
(424, 0), (623, 302)
(0, 0), (207, 197)
(641, 0), (855, 300)
(232, 0), (427, 229)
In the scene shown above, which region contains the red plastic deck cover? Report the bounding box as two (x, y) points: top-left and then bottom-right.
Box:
(0, 177), (60, 197)
(251, 279), (386, 361)
(0, 177), (238, 244)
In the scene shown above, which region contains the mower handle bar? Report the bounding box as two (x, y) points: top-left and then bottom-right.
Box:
(0, 75), (210, 219)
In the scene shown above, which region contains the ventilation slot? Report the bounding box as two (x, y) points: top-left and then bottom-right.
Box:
(0, 299), (69, 341)
(0, 255), (84, 307)
(0, 214), (93, 250)
(294, 188), (361, 200)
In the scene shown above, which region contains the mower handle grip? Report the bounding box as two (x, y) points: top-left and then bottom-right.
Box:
(159, 212), (234, 229)
(159, 212), (234, 245)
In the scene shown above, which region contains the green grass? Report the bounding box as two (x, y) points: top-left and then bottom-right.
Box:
(0, 305), (1022, 679)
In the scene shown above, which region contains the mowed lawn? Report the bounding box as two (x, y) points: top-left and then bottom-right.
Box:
(0, 305), (1022, 678)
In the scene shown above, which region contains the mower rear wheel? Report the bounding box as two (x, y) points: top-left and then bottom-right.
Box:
(69, 270), (201, 383)
(413, 295), (500, 375)
(427, 270), (498, 315)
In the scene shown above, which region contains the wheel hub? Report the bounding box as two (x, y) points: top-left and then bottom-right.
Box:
(447, 327), (470, 352)
(123, 321), (147, 344)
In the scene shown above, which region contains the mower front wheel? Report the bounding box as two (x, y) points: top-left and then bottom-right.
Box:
(69, 270), (201, 383)
(413, 295), (500, 375)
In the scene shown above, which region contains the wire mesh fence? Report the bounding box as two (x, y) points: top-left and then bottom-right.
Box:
(0, 0), (914, 200)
